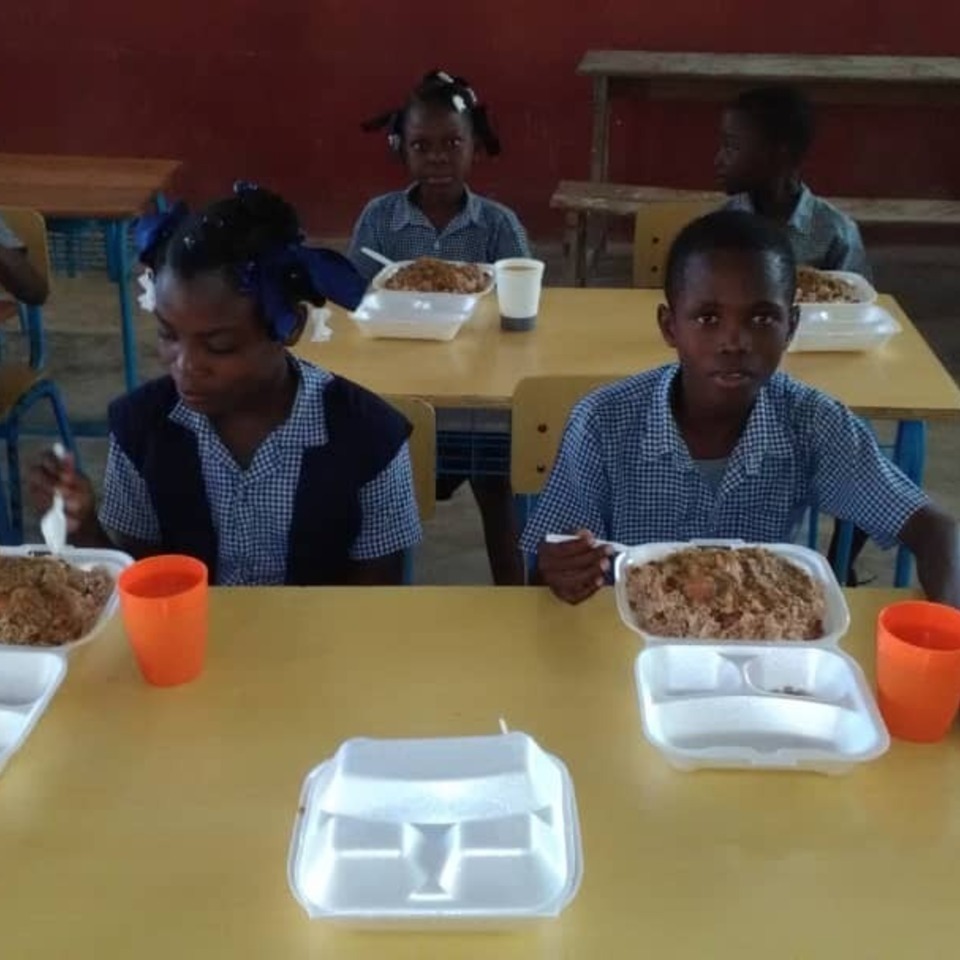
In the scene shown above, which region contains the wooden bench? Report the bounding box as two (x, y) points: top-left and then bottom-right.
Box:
(552, 180), (960, 285)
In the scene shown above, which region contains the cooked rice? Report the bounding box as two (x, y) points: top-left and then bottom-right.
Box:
(383, 257), (489, 294)
(626, 546), (826, 641)
(0, 556), (114, 646)
(795, 266), (863, 304)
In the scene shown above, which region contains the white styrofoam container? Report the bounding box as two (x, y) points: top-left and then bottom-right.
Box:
(0, 545), (134, 652)
(635, 643), (890, 774)
(796, 270), (878, 325)
(351, 290), (476, 341)
(370, 260), (495, 298)
(789, 303), (902, 353)
(614, 540), (850, 647)
(287, 732), (583, 928)
(0, 648), (67, 775)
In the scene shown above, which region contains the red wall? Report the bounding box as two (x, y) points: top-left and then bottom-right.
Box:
(1, 1), (958, 236)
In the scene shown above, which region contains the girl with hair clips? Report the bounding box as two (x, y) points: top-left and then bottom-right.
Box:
(349, 70), (530, 586)
(29, 183), (422, 586)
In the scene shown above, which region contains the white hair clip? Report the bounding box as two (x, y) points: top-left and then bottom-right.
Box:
(137, 269), (156, 312)
(307, 303), (333, 342)
(452, 93), (467, 113)
(436, 70), (454, 84)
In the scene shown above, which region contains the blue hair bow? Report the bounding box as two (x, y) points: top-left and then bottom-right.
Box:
(238, 244), (367, 340)
(133, 202), (190, 264)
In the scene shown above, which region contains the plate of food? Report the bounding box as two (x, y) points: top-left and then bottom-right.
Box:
(0, 546), (134, 651)
(791, 268), (898, 352)
(370, 257), (495, 298)
(614, 540), (849, 646)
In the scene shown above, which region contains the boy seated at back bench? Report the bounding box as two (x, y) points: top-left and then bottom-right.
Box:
(716, 84), (869, 277)
(717, 83), (874, 580)
(520, 211), (959, 606)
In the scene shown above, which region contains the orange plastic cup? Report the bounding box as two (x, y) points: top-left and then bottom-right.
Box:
(876, 601), (960, 742)
(118, 555), (209, 687)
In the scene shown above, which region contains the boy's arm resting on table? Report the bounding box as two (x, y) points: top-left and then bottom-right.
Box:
(0, 247), (48, 305)
(809, 397), (959, 602)
(520, 404), (611, 603)
(899, 505), (960, 607)
(344, 443), (422, 586)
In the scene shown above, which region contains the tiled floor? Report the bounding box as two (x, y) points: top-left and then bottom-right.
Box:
(9, 239), (960, 586)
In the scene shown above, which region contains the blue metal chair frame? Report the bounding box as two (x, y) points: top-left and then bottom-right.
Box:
(0, 303), (79, 544)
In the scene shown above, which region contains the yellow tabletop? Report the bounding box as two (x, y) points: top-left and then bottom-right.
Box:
(2, 586), (958, 958)
(296, 288), (960, 419)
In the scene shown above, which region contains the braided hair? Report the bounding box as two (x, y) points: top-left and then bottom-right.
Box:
(363, 70), (501, 156)
(136, 183), (366, 338)
(143, 185), (320, 306)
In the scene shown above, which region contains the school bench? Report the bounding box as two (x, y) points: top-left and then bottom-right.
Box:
(552, 180), (960, 285)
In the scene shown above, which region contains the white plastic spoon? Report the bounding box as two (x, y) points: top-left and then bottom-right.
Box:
(545, 533), (632, 554)
(360, 247), (395, 270)
(40, 442), (68, 554)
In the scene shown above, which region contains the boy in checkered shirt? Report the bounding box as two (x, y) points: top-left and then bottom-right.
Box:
(521, 211), (958, 606)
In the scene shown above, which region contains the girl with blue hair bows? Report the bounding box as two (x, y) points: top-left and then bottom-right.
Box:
(29, 183), (422, 586)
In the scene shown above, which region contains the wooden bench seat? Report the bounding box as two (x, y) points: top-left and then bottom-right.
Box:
(552, 180), (960, 285)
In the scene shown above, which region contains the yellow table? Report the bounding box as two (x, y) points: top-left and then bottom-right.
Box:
(296, 288), (960, 419)
(2, 586), (959, 958)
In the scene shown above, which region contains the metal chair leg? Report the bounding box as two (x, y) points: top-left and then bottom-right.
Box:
(5, 410), (23, 542)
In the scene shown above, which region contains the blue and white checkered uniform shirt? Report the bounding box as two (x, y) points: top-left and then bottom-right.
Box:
(347, 185), (531, 281)
(100, 358), (422, 585)
(725, 184), (871, 278)
(520, 365), (927, 554)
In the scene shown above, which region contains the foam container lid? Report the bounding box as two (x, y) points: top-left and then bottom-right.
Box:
(0, 545), (134, 652)
(790, 303), (902, 353)
(288, 732), (583, 927)
(614, 540), (850, 647)
(635, 642), (890, 774)
(0, 647), (67, 775)
(351, 290), (476, 341)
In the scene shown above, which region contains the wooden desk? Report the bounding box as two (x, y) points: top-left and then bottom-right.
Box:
(0, 154), (180, 218)
(2, 586), (957, 957)
(578, 52), (960, 184)
(297, 288), (960, 421)
(0, 153), (181, 392)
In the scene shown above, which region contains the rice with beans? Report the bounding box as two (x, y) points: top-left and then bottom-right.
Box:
(383, 258), (489, 294)
(626, 546), (826, 641)
(0, 556), (114, 646)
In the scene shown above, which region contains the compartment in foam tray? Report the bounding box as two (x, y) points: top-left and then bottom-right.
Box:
(288, 732), (582, 926)
(0, 649), (67, 775)
(635, 644), (889, 775)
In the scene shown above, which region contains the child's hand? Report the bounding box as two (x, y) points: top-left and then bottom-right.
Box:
(537, 530), (613, 605)
(28, 451), (96, 535)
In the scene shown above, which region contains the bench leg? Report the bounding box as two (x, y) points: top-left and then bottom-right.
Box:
(563, 212), (588, 287)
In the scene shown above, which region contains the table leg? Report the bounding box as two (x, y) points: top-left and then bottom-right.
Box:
(586, 76), (612, 285)
(563, 211), (588, 286)
(590, 76), (610, 183)
(106, 218), (139, 392)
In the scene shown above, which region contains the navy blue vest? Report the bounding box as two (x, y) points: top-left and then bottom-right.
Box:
(108, 374), (411, 585)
